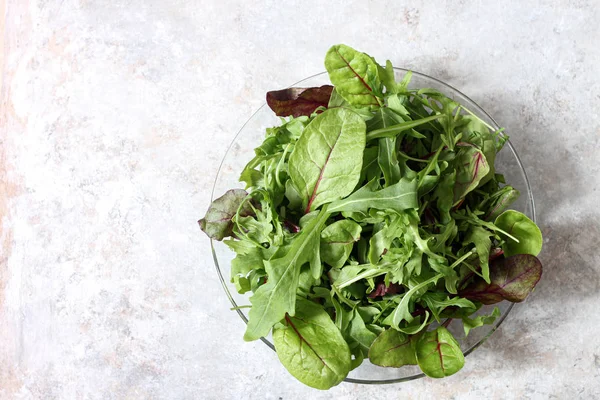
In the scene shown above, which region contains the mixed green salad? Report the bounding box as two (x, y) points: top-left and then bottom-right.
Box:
(200, 44), (543, 389)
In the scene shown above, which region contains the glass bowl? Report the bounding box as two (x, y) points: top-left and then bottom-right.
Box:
(209, 69), (535, 384)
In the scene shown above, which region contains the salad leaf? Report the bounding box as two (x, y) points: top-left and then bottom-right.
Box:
(484, 187), (520, 221)
(416, 326), (465, 378)
(273, 297), (351, 390)
(463, 226), (494, 283)
(320, 220), (362, 269)
(368, 329), (417, 367)
(324, 44), (381, 108)
(328, 178), (417, 214)
(199, 189), (252, 240)
(289, 108), (367, 213)
(460, 254), (543, 304)
(494, 210), (543, 256)
(244, 207), (330, 341)
(453, 144), (490, 202)
(462, 307), (501, 336)
(266, 85), (334, 117)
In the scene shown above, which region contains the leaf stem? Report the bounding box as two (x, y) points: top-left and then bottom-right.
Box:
(448, 250), (474, 270)
(366, 114), (445, 141)
(460, 105), (496, 132)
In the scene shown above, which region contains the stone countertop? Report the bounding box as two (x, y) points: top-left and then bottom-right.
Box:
(1, 1), (599, 399)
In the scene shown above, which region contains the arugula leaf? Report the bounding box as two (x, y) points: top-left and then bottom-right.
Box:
(273, 297), (351, 390)
(289, 108), (367, 213)
(199, 189), (252, 240)
(383, 273), (443, 328)
(416, 326), (465, 378)
(328, 178), (417, 214)
(460, 254), (543, 304)
(266, 85), (334, 117)
(324, 44), (381, 108)
(244, 207), (330, 341)
(367, 108), (404, 186)
(368, 329), (417, 367)
(463, 226), (494, 283)
(494, 210), (543, 257)
(462, 307), (500, 336)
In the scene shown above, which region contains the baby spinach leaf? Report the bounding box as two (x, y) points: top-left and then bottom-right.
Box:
(494, 210), (543, 257)
(289, 108), (366, 213)
(266, 85), (334, 117)
(324, 44), (381, 108)
(244, 208), (330, 341)
(328, 177), (417, 214)
(416, 326), (464, 378)
(199, 189), (252, 240)
(368, 329), (417, 368)
(320, 220), (362, 269)
(462, 306), (500, 336)
(460, 254), (543, 304)
(453, 144), (490, 203)
(272, 297), (351, 390)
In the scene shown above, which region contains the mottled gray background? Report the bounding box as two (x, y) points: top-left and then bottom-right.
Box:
(1, 1), (599, 399)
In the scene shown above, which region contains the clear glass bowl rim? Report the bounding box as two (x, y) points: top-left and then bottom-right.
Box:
(209, 68), (536, 385)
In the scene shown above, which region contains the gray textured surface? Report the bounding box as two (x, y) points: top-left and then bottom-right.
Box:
(1, 1), (599, 399)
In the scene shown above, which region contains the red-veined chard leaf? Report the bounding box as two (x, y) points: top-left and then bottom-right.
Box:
(453, 144), (490, 203)
(288, 108), (366, 213)
(198, 189), (252, 240)
(368, 329), (417, 367)
(272, 297), (351, 390)
(266, 85), (333, 117)
(324, 44), (381, 108)
(416, 326), (465, 378)
(459, 254), (543, 304)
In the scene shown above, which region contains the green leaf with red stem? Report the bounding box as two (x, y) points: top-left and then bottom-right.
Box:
(416, 326), (464, 378)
